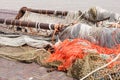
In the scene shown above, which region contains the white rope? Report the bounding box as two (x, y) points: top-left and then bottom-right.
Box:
(3, 18), (7, 25)
(35, 22), (38, 29)
(79, 11), (85, 19)
(80, 53), (120, 80)
(37, 22), (41, 31)
(108, 74), (113, 80)
(74, 11), (85, 23)
(35, 22), (41, 32)
(54, 10), (57, 15)
(49, 23), (52, 30)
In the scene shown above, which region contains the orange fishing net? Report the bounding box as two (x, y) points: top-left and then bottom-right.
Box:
(46, 38), (120, 71)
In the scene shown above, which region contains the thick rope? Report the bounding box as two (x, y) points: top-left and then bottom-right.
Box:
(80, 53), (120, 80)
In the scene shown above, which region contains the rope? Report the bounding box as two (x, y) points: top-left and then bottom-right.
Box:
(37, 22), (41, 32)
(108, 74), (113, 80)
(3, 18), (7, 25)
(49, 23), (52, 30)
(35, 22), (38, 31)
(51, 24), (60, 43)
(69, 11), (85, 26)
(51, 23), (65, 43)
(35, 22), (42, 32)
(80, 53), (120, 80)
(54, 10), (57, 15)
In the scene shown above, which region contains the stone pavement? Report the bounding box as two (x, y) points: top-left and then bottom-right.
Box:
(0, 58), (74, 80)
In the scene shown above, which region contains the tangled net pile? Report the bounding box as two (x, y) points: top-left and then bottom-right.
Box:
(46, 38), (120, 79)
(0, 6), (120, 80)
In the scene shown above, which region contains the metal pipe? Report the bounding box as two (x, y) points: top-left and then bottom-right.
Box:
(0, 18), (64, 30)
(15, 7), (68, 19)
(27, 8), (68, 16)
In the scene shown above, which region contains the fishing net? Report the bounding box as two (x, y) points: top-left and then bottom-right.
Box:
(77, 6), (120, 28)
(20, 10), (80, 24)
(46, 38), (120, 79)
(0, 45), (62, 69)
(12, 10), (81, 36)
(0, 37), (120, 79)
(59, 23), (120, 48)
(0, 46), (37, 63)
(0, 32), (52, 48)
(0, 7), (120, 80)
(84, 6), (120, 22)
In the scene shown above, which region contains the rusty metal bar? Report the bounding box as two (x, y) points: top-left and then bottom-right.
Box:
(0, 18), (60, 30)
(15, 7), (68, 19)
(27, 8), (68, 16)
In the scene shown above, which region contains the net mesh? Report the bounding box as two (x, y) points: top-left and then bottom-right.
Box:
(46, 38), (120, 80)
(12, 11), (80, 36)
(0, 8), (120, 80)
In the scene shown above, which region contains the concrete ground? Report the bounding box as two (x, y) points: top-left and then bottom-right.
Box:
(0, 58), (73, 80)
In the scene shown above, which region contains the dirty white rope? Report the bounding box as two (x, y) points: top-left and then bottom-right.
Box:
(3, 18), (7, 25)
(80, 53), (120, 80)
(54, 10), (57, 15)
(108, 74), (113, 80)
(49, 23), (52, 30)
(35, 22), (38, 32)
(37, 22), (41, 32)
(75, 11), (85, 23)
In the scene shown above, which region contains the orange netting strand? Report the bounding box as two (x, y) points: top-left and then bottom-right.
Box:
(46, 38), (120, 70)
